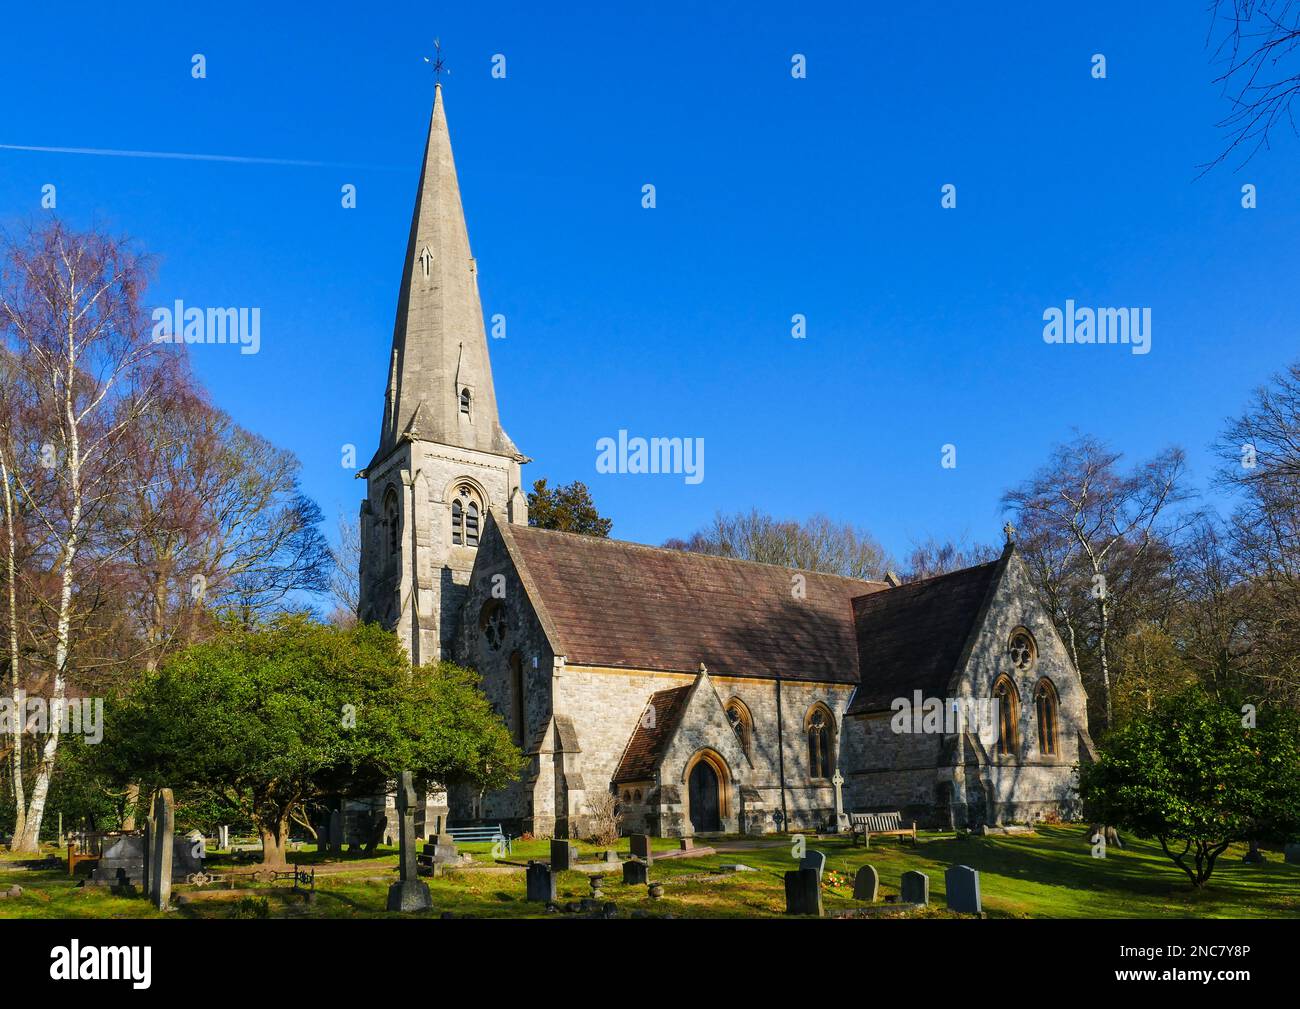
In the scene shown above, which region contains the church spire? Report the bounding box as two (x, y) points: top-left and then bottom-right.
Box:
(378, 83), (522, 461)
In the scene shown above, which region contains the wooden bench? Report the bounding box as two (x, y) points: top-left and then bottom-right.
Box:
(849, 811), (917, 846)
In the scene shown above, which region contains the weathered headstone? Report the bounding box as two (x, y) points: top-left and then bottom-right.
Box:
(150, 790), (175, 911)
(901, 869), (930, 906)
(800, 849), (827, 880)
(602, 850), (619, 863)
(852, 864), (879, 901)
(679, 837), (694, 851)
(550, 839), (576, 870)
(328, 809), (343, 855)
(944, 864), (981, 914)
(525, 861), (556, 902)
(1285, 842), (1300, 864)
(386, 771), (433, 912)
(630, 834), (653, 864)
(783, 867), (823, 916)
(623, 859), (649, 885)
(141, 816), (153, 900)
(91, 835), (200, 886)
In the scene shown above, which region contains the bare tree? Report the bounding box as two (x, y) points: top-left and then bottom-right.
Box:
(1205, 1), (1300, 170)
(901, 534), (998, 582)
(1003, 435), (1191, 731)
(327, 512), (361, 627)
(1216, 359), (1300, 704)
(666, 509), (890, 581)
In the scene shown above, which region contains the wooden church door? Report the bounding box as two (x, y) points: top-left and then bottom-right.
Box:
(688, 761), (722, 832)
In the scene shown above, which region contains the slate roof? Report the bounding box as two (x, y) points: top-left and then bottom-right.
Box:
(503, 523), (886, 683)
(612, 684), (692, 783)
(846, 558), (1004, 715)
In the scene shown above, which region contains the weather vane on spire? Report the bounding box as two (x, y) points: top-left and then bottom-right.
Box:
(423, 38), (449, 83)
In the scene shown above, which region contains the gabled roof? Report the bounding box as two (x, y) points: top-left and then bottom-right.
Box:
(846, 555), (1005, 715)
(498, 521), (886, 683)
(612, 685), (692, 783)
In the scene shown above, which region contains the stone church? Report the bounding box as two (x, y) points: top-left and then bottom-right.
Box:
(358, 86), (1095, 839)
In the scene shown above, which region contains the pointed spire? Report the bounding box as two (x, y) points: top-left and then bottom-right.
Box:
(378, 84), (522, 461)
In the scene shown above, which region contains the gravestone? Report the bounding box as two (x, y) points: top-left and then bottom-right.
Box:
(602, 850), (619, 863)
(141, 817), (153, 900)
(800, 849), (826, 880)
(783, 867), (823, 916)
(150, 790), (175, 911)
(386, 771), (433, 912)
(217, 825), (230, 850)
(550, 839), (576, 870)
(328, 810), (343, 854)
(91, 835), (200, 885)
(852, 864), (879, 902)
(525, 862), (556, 902)
(630, 834), (653, 864)
(901, 869), (930, 906)
(623, 859), (649, 885)
(944, 864), (981, 914)
(1284, 843), (1300, 864)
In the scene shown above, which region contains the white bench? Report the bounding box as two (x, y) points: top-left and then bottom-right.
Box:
(849, 811), (917, 846)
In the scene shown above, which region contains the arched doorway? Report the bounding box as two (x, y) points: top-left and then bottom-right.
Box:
(688, 761), (722, 832)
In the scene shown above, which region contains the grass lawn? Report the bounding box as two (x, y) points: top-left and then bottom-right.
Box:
(0, 825), (1295, 919)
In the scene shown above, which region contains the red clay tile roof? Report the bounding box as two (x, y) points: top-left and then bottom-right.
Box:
(612, 684), (692, 783)
(504, 524), (886, 683)
(846, 558), (1004, 715)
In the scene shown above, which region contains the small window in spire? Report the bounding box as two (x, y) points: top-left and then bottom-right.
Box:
(460, 388), (472, 417)
(451, 499), (463, 545)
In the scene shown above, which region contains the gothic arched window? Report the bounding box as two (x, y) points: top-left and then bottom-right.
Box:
(805, 705), (834, 780)
(1035, 678), (1059, 756)
(460, 387), (472, 416)
(725, 699), (753, 758)
(993, 675), (1020, 757)
(450, 483), (484, 548)
(466, 501), (480, 547)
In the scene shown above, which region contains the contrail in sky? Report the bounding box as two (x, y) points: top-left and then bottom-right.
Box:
(0, 143), (398, 171)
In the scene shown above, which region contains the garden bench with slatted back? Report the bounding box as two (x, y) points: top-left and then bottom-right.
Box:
(446, 825), (511, 852)
(849, 811), (917, 846)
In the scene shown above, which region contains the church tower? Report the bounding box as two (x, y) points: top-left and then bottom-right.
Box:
(359, 83), (529, 663)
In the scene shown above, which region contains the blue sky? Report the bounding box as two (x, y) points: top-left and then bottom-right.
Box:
(1, 1), (1294, 561)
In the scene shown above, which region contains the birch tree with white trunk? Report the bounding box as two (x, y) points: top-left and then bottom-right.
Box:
(0, 221), (164, 851)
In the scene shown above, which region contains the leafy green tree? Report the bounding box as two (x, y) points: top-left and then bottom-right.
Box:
(527, 478), (612, 537)
(97, 615), (521, 864)
(1079, 687), (1300, 886)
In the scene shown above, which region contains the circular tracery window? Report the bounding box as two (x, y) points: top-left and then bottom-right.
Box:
(1009, 629), (1037, 671)
(480, 601), (507, 651)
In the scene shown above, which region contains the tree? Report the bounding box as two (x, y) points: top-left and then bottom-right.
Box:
(527, 478), (612, 536)
(1216, 359), (1300, 706)
(1205, 2), (1300, 170)
(901, 535), (998, 581)
(1003, 434), (1190, 731)
(0, 220), (170, 851)
(99, 616), (522, 865)
(1079, 687), (1300, 887)
(326, 513), (361, 627)
(666, 509), (890, 580)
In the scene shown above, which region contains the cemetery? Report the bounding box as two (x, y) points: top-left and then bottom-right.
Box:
(1, 822), (1297, 920)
